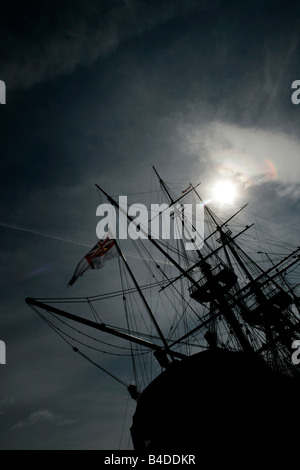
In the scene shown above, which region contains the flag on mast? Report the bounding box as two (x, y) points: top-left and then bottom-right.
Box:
(68, 234), (119, 287)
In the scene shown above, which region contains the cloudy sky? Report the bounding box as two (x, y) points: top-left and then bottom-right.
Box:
(1, 0), (300, 450)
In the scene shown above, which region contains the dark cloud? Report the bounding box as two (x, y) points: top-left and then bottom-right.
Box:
(1, 0), (208, 90)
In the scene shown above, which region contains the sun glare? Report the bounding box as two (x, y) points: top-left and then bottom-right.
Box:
(213, 180), (237, 204)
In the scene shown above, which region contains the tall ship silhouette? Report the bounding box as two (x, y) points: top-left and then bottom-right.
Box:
(26, 167), (300, 452)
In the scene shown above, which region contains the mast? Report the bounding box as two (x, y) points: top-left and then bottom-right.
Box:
(95, 180), (255, 354)
(151, 171), (256, 354)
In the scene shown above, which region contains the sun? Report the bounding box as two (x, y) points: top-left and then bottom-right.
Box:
(212, 180), (237, 204)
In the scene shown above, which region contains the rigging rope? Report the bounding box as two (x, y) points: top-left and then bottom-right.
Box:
(33, 304), (151, 355)
(73, 347), (130, 388)
(118, 257), (139, 389)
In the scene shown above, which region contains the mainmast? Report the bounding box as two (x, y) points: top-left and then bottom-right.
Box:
(154, 169), (257, 353)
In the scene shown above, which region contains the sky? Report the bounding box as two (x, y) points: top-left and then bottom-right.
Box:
(1, 0), (300, 450)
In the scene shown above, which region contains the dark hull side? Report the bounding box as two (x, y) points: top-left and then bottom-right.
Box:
(131, 348), (299, 453)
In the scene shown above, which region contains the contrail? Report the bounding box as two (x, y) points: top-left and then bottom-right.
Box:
(0, 221), (175, 265)
(0, 222), (90, 247)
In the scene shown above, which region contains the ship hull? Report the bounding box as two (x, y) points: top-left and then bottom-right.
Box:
(131, 349), (298, 452)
